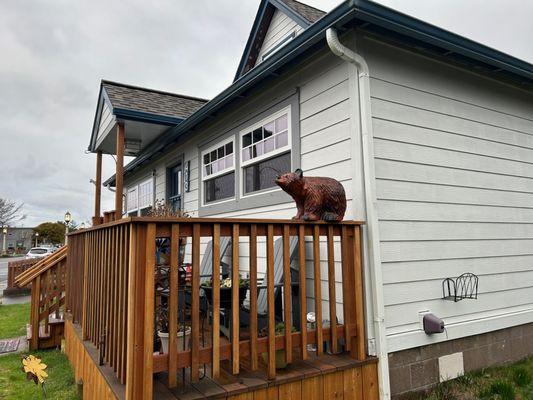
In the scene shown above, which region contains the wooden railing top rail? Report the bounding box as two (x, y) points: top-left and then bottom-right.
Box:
(15, 246), (68, 287)
(68, 216), (365, 236)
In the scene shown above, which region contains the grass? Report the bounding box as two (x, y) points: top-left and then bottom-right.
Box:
(0, 303), (30, 339)
(407, 356), (533, 399)
(0, 349), (79, 399)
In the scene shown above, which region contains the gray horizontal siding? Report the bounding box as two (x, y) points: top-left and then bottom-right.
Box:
(361, 34), (533, 351)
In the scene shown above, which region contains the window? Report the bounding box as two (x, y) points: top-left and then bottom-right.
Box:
(127, 187), (138, 212)
(138, 180), (153, 209)
(202, 138), (235, 204)
(126, 178), (153, 214)
(241, 109), (291, 195)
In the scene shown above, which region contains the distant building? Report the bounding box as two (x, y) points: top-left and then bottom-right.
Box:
(0, 227), (35, 254)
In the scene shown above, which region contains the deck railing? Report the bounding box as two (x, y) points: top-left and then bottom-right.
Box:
(15, 247), (68, 349)
(66, 217), (366, 400)
(5, 258), (38, 293)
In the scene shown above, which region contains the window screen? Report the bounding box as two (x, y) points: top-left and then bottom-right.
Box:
(205, 172), (235, 203)
(243, 152), (290, 194)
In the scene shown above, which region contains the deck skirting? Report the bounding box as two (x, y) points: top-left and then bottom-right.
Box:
(65, 319), (124, 399)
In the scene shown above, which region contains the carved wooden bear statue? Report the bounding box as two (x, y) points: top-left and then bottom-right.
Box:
(275, 169), (346, 221)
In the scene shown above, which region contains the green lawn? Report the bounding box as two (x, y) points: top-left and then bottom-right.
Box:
(0, 349), (79, 400)
(407, 356), (533, 400)
(0, 303), (30, 339)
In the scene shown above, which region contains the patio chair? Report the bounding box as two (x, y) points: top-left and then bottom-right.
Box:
(222, 236), (301, 336)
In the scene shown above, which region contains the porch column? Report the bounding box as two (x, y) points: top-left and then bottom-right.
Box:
(115, 122), (125, 220)
(93, 150), (102, 225)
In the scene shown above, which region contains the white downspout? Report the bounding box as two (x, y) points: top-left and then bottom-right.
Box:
(326, 28), (391, 399)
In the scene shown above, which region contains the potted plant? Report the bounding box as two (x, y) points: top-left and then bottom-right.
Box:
(260, 322), (297, 369)
(157, 322), (192, 354)
(201, 275), (249, 309)
(157, 307), (191, 353)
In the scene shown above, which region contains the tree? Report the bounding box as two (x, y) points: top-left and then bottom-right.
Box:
(0, 198), (25, 227)
(34, 222), (66, 244)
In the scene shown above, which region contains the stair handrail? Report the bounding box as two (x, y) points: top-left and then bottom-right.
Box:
(15, 246), (68, 287)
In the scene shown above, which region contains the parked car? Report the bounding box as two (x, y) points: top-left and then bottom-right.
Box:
(25, 247), (54, 259)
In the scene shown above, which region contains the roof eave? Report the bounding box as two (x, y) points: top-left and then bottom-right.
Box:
(105, 0), (533, 186)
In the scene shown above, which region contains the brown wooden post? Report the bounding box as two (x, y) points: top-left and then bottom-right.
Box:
(115, 123), (125, 220)
(93, 151), (102, 225)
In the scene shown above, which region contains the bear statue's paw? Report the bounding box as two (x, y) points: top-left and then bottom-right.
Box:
(322, 212), (340, 222)
(303, 213), (320, 221)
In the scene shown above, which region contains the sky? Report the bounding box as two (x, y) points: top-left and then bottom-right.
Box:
(0, 0), (531, 227)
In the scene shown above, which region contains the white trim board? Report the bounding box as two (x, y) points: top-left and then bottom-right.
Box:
(387, 306), (533, 352)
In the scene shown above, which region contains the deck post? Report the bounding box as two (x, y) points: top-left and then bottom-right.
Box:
(92, 150), (102, 226)
(115, 123), (125, 220)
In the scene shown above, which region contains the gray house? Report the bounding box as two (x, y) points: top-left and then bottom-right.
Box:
(88, 0), (533, 398)
(0, 227), (35, 254)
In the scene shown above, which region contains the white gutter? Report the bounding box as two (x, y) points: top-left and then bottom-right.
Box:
(326, 28), (391, 399)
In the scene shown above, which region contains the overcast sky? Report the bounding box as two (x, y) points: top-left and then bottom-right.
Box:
(0, 0), (531, 227)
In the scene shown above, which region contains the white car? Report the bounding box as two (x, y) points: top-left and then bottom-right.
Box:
(25, 247), (54, 259)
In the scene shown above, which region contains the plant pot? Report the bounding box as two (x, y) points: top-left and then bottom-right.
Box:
(158, 327), (191, 354)
(261, 349), (288, 369)
(202, 286), (248, 309)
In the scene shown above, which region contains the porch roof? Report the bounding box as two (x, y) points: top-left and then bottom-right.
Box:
(103, 0), (533, 186)
(88, 80), (208, 155)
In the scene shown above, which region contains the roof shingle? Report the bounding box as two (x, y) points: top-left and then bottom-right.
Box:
(280, 0), (326, 24)
(102, 80), (208, 120)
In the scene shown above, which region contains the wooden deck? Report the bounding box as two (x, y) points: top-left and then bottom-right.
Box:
(59, 217), (378, 399)
(66, 319), (379, 400)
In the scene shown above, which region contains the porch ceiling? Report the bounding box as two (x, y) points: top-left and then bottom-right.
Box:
(94, 119), (171, 156)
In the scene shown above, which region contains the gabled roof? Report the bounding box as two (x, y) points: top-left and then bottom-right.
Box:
(102, 80), (207, 121)
(88, 80), (208, 151)
(104, 0), (533, 186)
(233, 0), (325, 81)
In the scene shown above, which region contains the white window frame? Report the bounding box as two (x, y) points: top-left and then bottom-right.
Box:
(126, 187), (138, 213)
(126, 177), (153, 214)
(138, 178), (154, 210)
(201, 136), (235, 181)
(239, 106), (292, 197)
(201, 137), (236, 206)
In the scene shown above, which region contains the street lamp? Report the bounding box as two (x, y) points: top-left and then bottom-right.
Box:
(2, 227), (7, 255)
(35, 232), (39, 247)
(64, 211), (72, 245)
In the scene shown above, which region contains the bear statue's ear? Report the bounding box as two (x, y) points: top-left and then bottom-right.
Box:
(295, 168), (303, 178)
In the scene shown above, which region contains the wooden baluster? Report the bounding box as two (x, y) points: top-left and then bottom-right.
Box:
(249, 224), (258, 370)
(231, 223), (240, 375)
(212, 224), (221, 379)
(353, 226), (365, 360)
(104, 228), (112, 363)
(327, 225), (338, 353)
(44, 269), (50, 335)
(298, 225), (307, 360)
(313, 225), (323, 356)
(191, 223), (201, 382)
(121, 225), (129, 384)
(168, 224), (180, 387)
(87, 232), (93, 341)
(266, 224), (276, 379)
(282, 225), (292, 364)
(82, 234), (89, 338)
(111, 227), (118, 370)
(30, 275), (41, 350)
(143, 223), (156, 399)
(340, 226), (352, 352)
